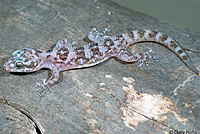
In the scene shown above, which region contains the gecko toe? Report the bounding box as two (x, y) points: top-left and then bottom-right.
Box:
(35, 81), (54, 97)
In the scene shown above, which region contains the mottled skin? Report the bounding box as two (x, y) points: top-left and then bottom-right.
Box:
(4, 29), (200, 96)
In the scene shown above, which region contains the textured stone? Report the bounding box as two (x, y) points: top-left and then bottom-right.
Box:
(0, 0), (200, 133)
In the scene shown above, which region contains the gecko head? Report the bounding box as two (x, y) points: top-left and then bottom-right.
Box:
(4, 48), (43, 73)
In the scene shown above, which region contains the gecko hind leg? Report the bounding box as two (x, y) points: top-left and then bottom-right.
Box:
(88, 27), (111, 43)
(116, 49), (158, 69)
(137, 49), (158, 69)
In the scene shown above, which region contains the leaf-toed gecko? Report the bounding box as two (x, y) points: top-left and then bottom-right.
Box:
(4, 28), (200, 96)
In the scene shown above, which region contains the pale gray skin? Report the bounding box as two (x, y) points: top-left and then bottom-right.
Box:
(4, 28), (200, 96)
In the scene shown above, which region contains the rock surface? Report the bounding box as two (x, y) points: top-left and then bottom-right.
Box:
(0, 0), (200, 133)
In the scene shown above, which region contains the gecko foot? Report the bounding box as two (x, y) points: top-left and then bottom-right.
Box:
(137, 49), (158, 69)
(35, 80), (54, 97)
(88, 27), (111, 43)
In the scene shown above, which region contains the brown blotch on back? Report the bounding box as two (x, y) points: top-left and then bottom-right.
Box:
(149, 31), (158, 38)
(75, 50), (86, 59)
(90, 47), (100, 55)
(59, 54), (67, 61)
(137, 30), (146, 38)
(116, 35), (123, 40)
(182, 55), (188, 60)
(103, 43), (109, 49)
(178, 50), (183, 54)
(109, 40), (115, 46)
(160, 34), (168, 42)
(63, 51), (69, 56)
(105, 39), (114, 44)
(128, 32), (135, 39)
(117, 35), (123, 38)
(170, 41), (178, 48)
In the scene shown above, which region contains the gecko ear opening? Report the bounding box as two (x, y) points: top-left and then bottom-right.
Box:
(33, 61), (38, 67)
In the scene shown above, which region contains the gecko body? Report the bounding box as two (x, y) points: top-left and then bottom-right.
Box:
(4, 28), (200, 96)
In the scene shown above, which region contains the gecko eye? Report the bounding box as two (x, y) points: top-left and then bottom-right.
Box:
(15, 62), (24, 68)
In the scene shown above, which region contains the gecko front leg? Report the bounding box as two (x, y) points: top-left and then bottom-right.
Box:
(36, 66), (60, 97)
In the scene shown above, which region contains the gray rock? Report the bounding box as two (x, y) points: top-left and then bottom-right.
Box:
(1, 0), (200, 133)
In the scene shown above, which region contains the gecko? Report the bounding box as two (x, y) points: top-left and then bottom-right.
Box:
(4, 28), (200, 96)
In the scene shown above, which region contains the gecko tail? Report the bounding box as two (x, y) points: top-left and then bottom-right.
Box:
(184, 59), (200, 76)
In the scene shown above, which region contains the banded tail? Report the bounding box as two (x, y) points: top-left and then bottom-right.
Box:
(121, 30), (199, 76)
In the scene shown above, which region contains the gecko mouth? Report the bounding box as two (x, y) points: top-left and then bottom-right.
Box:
(3, 63), (23, 72)
(3, 65), (35, 75)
